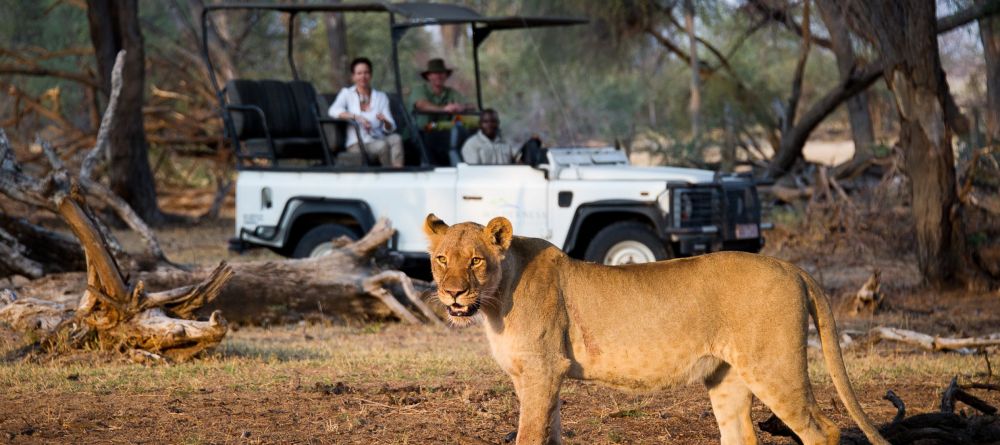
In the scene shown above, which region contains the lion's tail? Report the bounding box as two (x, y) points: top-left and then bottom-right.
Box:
(803, 272), (890, 445)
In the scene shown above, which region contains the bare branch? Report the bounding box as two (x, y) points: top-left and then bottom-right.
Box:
(0, 64), (100, 90)
(81, 50), (125, 181)
(784, 0), (813, 134)
(365, 270), (444, 327)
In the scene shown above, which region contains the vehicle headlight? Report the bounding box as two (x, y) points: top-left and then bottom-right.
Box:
(656, 190), (671, 214)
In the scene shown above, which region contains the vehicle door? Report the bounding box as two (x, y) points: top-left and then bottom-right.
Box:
(455, 164), (549, 239)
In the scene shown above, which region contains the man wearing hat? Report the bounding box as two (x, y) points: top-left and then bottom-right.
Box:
(410, 58), (475, 129)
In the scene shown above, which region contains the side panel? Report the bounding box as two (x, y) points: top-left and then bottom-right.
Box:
(235, 169), (458, 252)
(547, 179), (667, 249)
(455, 165), (549, 238)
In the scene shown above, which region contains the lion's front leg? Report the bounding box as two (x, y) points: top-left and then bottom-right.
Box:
(510, 357), (568, 445)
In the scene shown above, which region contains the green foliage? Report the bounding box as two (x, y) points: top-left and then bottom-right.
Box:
(0, 0), (895, 168)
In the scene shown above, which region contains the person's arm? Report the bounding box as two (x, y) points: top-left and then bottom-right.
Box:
(328, 88), (352, 119)
(450, 90), (475, 112)
(375, 92), (396, 132)
(413, 98), (449, 113)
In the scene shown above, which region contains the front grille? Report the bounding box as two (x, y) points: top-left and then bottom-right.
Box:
(673, 188), (721, 228)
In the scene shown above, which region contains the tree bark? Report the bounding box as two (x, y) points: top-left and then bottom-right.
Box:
(684, 0), (700, 140)
(980, 0), (1000, 142)
(85, 0), (163, 225)
(134, 219), (442, 325)
(324, 5), (349, 90)
(764, 1), (1000, 179)
(816, 0), (877, 177)
(844, 0), (968, 287)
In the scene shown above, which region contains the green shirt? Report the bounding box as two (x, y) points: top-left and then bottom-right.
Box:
(409, 83), (469, 129)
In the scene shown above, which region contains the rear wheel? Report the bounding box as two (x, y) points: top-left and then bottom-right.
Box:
(291, 223), (358, 258)
(584, 222), (670, 265)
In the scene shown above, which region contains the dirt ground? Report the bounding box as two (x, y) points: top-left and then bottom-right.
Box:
(2, 189), (999, 444)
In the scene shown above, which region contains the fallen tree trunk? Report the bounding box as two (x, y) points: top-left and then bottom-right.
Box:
(135, 218), (442, 326)
(808, 326), (1000, 353)
(0, 189), (233, 363)
(7, 218), (443, 326)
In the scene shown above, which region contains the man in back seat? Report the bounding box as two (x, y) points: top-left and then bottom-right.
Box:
(461, 109), (544, 165)
(329, 57), (404, 167)
(410, 58), (476, 130)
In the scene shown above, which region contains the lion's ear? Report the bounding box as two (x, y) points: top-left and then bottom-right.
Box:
(484, 217), (513, 251)
(424, 213), (449, 249)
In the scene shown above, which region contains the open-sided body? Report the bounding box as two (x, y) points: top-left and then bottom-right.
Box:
(424, 214), (889, 445)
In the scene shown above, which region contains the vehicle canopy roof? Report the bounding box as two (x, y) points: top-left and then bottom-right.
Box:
(201, 2), (585, 107)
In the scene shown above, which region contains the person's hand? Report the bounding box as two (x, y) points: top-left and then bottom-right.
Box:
(357, 115), (372, 132)
(443, 103), (463, 114)
(376, 113), (389, 123)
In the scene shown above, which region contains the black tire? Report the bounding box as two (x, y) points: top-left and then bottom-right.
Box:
(583, 221), (670, 265)
(291, 223), (358, 258)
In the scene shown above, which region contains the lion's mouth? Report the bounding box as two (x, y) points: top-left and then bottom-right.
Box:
(447, 301), (479, 317)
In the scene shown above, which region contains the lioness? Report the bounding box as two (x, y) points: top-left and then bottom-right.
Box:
(424, 214), (889, 445)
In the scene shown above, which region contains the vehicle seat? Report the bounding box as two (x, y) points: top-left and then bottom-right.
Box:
(224, 79), (327, 164)
(315, 92), (364, 167)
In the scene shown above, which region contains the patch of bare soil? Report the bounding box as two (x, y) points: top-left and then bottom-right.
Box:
(3, 378), (983, 444)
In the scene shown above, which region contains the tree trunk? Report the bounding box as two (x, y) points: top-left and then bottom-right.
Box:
(684, 0), (700, 140)
(816, 0), (877, 177)
(85, 0), (163, 225)
(324, 7), (349, 91)
(980, 0), (1000, 142)
(10, 219), (442, 326)
(844, 0), (967, 287)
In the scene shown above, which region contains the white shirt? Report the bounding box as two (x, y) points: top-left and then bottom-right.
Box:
(328, 86), (397, 147)
(461, 130), (521, 165)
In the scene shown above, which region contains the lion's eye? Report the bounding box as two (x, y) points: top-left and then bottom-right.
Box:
(471, 257), (482, 266)
(436, 255), (447, 264)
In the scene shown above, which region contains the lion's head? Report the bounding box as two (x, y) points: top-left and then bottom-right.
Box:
(423, 214), (513, 324)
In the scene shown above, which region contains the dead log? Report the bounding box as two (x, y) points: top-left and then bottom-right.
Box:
(135, 218), (443, 326)
(808, 326), (1000, 354)
(867, 327), (1000, 353)
(0, 189), (233, 362)
(0, 213), (85, 276)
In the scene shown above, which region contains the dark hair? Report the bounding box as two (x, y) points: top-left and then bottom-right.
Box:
(481, 108), (498, 119)
(350, 57), (372, 73)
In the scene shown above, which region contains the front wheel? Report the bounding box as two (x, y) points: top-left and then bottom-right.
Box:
(584, 222), (670, 265)
(291, 223), (359, 258)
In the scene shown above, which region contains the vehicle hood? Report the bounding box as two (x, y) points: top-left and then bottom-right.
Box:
(555, 165), (716, 183)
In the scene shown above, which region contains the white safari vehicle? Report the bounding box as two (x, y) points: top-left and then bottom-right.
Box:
(202, 3), (767, 267)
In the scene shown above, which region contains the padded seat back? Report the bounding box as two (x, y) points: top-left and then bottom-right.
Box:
(224, 79), (324, 139)
(224, 79), (329, 161)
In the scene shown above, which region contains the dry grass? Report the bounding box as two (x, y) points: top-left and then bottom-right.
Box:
(2, 323), (997, 444)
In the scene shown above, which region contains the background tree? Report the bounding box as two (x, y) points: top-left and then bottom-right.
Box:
(85, 0), (163, 224)
(843, 0), (968, 287)
(980, 0), (1000, 141)
(815, 0), (877, 178)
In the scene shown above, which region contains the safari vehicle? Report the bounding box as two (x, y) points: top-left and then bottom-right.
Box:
(201, 2), (768, 267)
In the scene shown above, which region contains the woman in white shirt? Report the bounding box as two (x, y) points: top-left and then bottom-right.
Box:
(328, 57), (404, 167)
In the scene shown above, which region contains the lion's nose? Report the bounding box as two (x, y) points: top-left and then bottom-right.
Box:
(442, 287), (467, 301)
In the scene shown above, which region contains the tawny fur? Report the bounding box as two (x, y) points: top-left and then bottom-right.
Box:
(424, 214), (889, 445)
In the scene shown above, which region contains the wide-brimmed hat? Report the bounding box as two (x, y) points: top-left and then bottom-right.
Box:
(421, 58), (453, 79)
